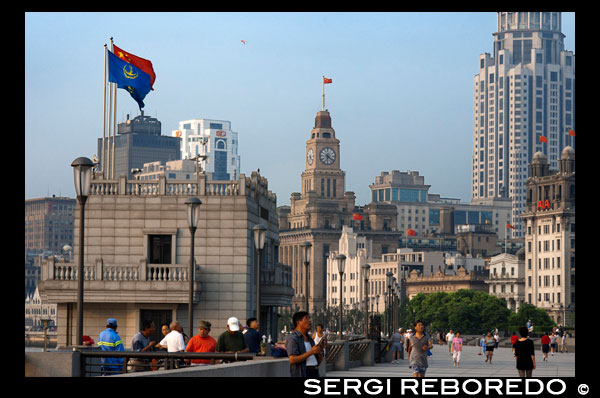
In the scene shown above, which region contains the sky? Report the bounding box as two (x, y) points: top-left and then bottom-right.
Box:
(25, 12), (575, 206)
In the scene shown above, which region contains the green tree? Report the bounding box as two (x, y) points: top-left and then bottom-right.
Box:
(508, 303), (556, 332)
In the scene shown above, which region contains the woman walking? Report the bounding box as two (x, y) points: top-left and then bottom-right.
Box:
(484, 331), (496, 364)
(451, 332), (463, 368)
(514, 326), (536, 377)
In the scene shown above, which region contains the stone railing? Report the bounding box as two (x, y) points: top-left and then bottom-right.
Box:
(43, 257), (191, 282)
(87, 171), (276, 205)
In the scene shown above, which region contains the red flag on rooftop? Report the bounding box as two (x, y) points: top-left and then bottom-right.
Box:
(323, 77), (333, 84)
(568, 129), (575, 137)
(539, 135), (548, 143)
(353, 213), (363, 221)
(407, 228), (416, 236)
(506, 223), (515, 229)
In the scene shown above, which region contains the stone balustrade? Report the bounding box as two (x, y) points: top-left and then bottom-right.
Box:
(87, 171), (277, 204)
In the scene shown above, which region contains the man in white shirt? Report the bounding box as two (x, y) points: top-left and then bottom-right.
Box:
(445, 330), (455, 357)
(159, 321), (186, 352)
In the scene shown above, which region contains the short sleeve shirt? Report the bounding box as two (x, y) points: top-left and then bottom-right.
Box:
(185, 335), (217, 364)
(132, 331), (153, 352)
(159, 330), (186, 352)
(409, 333), (432, 368)
(216, 331), (247, 352)
(452, 337), (463, 351)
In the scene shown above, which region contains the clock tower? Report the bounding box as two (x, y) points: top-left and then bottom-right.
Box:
(279, 108), (356, 312)
(302, 110), (345, 200)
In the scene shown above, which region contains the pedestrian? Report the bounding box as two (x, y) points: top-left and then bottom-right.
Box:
(156, 322), (171, 350)
(216, 317), (249, 360)
(484, 331), (496, 364)
(451, 331), (463, 368)
(541, 332), (550, 362)
(82, 335), (94, 346)
(185, 320), (217, 365)
(445, 329), (454, 357)
(510, 331), (519, 353)
(159, 321), (186, 368)
(514, 326), (536, 377)
(561, 333), (568, 353)
(98, 318), (125, 375)
(494, 330), (499, 349)
(244, 317), (262, 354)
(479, 334), (486, 356)
(159, 321), (186, 353)
(550, 332), (557, 356)
(285, 311), (324, 377)
(390, 328), (404, 363)
(407, 320), (433, 377)
(313, 324), (327, 357)
(130, 319), (157, 372)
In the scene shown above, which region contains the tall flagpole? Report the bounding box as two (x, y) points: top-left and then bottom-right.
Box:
(102, 44), (108, 177)
(322, 76), (325, 111)
(110, 37), (116, 179)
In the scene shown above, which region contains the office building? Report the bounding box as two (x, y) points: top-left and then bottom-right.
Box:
(97, 111), (180, 180)
(473, 12), (575, 238)
(171, 118), (240, 181)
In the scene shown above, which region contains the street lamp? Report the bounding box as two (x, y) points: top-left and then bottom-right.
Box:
(185, 197), (202, 337)
(336, 253), (346, 339)
(385, 271), (393, 337)
(253, 224), (267, 333)
(71, 156), (93, 346)
(300, 242), (312, 314)
(362, 263), (370, 337)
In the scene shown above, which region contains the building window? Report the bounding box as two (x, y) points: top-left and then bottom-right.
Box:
(148, 235), (172, 264)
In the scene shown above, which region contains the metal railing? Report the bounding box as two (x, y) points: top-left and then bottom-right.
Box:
(79, 350), (255, 377)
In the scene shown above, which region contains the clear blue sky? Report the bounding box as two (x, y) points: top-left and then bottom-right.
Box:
(25, 12), (575, 206)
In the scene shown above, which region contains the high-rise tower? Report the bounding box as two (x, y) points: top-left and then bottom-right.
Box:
(472, 12), (575, 238)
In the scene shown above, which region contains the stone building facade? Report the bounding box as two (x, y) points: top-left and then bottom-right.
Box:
(38, 172), (292, 347)
(521, 147), (575, 325)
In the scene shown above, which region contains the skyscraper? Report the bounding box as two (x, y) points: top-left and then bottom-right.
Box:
(472, 12), (575, 238)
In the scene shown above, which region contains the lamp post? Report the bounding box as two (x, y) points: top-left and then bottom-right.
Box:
(385, 271), (393, 337)
(336, 253), (346, 339)
(362, 263), (370, 337)
(71, 156), (93, 346)
(300, 241), (312, 314)
(185, 197), (202, 338)
(253, 224), (267, 333)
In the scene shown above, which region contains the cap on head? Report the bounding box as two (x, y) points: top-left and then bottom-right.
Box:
(227, 317), (240, 332)
(107, 318), (117, 327)
(198, 320), (211, 330)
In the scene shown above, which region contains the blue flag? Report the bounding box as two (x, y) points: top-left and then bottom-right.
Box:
(107, 50), (151, 109)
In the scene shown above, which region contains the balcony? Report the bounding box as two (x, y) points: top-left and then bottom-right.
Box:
(39, 257), (197, 304)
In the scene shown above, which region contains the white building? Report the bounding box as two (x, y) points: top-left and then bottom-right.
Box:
(485, 250), (526, 311)
(326, 226), (370, 309)
(25, 286), (57, 329)
(472, 12), (575, 238)
(171, 119), (240, 181)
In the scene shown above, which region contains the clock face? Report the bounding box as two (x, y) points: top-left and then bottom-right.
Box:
(320, 147), (336, 165)
(307, 148), (314, 165)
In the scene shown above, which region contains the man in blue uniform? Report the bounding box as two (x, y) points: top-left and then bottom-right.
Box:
(98, 318), (125, 375)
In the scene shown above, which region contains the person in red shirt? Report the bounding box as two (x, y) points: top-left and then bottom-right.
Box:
(510, 332), (518, 354)
(540, 332), (551, 361)
(185, 321), (217, 365)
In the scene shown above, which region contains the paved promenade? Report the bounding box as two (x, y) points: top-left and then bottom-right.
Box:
(325, 344), (575, 378)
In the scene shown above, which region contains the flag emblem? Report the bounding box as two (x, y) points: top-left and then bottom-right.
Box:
(123, 64), (139, 79)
